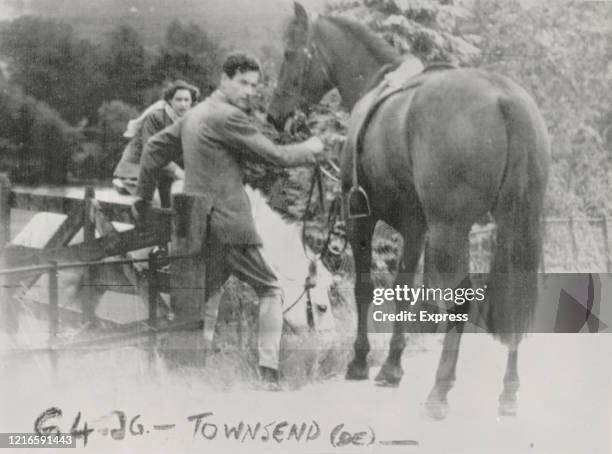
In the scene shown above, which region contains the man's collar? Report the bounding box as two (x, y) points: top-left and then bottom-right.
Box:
(211, 89), (253, 115)
(211, 89), (230, 104)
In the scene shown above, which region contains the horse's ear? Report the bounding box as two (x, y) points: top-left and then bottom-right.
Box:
(294, 1), (309, 28)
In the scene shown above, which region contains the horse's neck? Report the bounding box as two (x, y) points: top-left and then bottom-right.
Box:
(318, 19), (397, 109)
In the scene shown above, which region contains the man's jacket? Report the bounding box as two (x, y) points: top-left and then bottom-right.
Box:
(138, 90), (316, 245)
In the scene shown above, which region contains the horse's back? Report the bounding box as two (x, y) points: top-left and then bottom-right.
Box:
(344, 67), (547, 225)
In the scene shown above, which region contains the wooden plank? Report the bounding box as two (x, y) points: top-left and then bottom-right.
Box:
(1, 227), (170, 273)
(44, 205), (84, 249)
(9, 186), (172, 225)
(92, 199), (119, 238)
(10, 206), (85, 296)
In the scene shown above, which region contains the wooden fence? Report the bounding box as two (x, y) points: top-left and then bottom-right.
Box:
(0, 176), (212, 354)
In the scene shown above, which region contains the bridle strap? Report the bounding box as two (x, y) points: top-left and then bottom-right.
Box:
(275, 24), (334, 107)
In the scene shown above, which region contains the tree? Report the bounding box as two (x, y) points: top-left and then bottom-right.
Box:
(0, 16), (102, 123)
(0, 81), (79, 184)
(151, 20), (223, 98)
(99, 24), (149, 106)
(471, 0), (612, 216)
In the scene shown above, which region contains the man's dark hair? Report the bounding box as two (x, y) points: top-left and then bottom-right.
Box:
(162, 80), (200, 104)
(222, 52), (261, 78)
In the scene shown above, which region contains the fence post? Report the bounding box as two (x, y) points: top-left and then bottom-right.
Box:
(0, 173), (18, 335)
(48, 261), (59, 339)
(82, 187), (97, 324)
(568, 217), (579, 271)
(602, 217), (611, 273)
(168, 193), (211, 366)
(539, 220), (546, 274)
(0, 173), (11, 250)
(147, 250), (159, 366)
(48, 260), (59, 375)
(148, 251), (159, 328)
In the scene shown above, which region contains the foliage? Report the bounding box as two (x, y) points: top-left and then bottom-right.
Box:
(99, 25), (149, 107)
(150, 20), (223, 100)
(90, 101), (139, 177)
(0, 17), (224, 182)
(0, 16), (102, 123)
(0, 82), (79, 184)
(471, 0), (612, 216)
(326, 0), (480, 64)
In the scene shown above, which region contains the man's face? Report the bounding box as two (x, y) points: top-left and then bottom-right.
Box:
(169, 89), (193, 117)
(220, 70), (260, 111)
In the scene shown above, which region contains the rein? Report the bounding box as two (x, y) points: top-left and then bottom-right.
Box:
(301, 163), (348, 262)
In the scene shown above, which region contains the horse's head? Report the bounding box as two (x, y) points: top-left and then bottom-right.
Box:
(267, 2), (335, 131)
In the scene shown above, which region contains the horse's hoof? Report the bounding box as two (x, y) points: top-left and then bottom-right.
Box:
(425, 396), (449, 421)
(345, 360), (369, 380)
(374, 362), (403, 387)
(498, 397), (518, 416)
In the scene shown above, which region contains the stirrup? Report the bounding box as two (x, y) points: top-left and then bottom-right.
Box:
(347, 185), (371, 219)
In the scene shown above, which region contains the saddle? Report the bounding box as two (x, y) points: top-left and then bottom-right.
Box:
(354, 59), (457, 157)
(345, 59), (456, 218)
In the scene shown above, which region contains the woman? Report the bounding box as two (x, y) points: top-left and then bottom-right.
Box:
(113, 80), (200, 207)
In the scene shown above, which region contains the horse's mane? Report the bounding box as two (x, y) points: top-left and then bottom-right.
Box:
(322, 15), (400, 65)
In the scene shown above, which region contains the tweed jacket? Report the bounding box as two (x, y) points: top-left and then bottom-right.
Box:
(137, 90), (316, 245)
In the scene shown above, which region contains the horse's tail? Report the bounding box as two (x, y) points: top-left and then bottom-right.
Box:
(487, 92), (549, 345)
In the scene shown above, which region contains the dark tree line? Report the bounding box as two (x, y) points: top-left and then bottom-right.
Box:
(0, 16), (222, 183)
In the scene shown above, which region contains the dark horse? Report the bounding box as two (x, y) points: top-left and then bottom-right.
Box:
(268, 3), (550, 419)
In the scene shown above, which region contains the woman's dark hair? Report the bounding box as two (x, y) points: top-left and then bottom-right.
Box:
(162, 80), (200, 104)
(222, 52), (261, 78)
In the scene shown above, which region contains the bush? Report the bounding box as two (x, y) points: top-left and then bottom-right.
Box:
(0, 84), (79, 184)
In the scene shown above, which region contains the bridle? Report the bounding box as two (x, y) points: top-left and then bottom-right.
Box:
(275, 22), (345, 330)
(275, 23), (334, 110)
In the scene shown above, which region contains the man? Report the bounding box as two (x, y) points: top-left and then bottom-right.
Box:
(113, 80), (200, 207)
(133, 52), (324, 389)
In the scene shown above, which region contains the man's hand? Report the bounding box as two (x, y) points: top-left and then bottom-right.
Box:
(131, 198), (151, 228)
(303, 136), (325, 162)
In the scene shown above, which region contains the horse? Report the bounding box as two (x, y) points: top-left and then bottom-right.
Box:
(268, 2), (550, 419)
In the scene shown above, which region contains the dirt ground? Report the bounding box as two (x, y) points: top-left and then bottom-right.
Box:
(1, 332), (610, 454)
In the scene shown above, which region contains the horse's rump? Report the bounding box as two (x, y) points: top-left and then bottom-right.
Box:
(347, 70), (536, 216)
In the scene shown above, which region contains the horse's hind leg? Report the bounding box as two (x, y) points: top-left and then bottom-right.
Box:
(490, 194), (543, 416)
(423, 222), (472, 420)
(346, 217), (377, 380)
(375, 217), (426, 386)
(499, 343), (519, 416)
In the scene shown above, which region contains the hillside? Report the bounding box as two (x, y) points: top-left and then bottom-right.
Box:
(2, 0), (329, 49)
